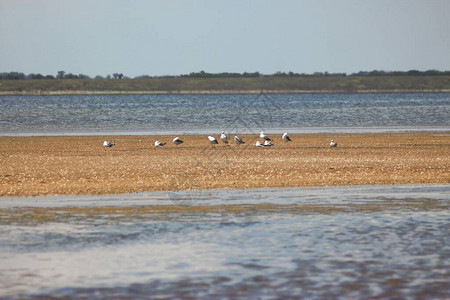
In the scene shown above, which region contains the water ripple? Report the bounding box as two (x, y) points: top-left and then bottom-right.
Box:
(0, 185), (449, 298)
(1, 93), (449, 135)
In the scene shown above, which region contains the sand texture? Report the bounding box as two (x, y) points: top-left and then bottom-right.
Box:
(0, 132), (449, 197)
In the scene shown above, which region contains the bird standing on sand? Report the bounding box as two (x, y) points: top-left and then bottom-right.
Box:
(256, 141), (272, 147)
(234, 136), (245, 145)
(264, 140), (273, 147)
(330, 140), (337, 147)
(173, 137), (183, 145)
(103, 140), (115, 147)
(208, 136), (218, 145)
(220, 131), (228, 144)
(282, 133), (292, 142)
(154, 141), (166, 147)
(260, 132), (272, 141)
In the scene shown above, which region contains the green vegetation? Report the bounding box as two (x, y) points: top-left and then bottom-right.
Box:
(1, 70), (450, 94)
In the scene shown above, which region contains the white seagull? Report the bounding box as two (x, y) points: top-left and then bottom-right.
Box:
(103, 140), (115, 147)
(330, 140), (337, 147)
(260, 132), (272, 141)
(234, 136), (245, 145)
(220, 131), (228, 144)
(282, 133), (292, 142)
(154, 141), (166, 147)
(256, 141), (264, 147)
(264, 140), (273, 147)
(173, 137), (183, 145)
(208, 136), (218, 145)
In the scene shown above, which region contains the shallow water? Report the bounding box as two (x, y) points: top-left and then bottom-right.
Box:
(0, 185), (449, 299)
(1, 93), (449, 135)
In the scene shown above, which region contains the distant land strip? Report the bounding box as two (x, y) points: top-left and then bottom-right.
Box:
(1, 76), (450, 95)
(1, 89), (450, 96)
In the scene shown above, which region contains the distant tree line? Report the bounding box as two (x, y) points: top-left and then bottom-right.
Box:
(141, 69), (450, 78)
(1, 70), (450, 80)
(0, 71), (125, 80)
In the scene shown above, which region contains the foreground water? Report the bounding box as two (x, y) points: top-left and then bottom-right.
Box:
(0, 185), (449, 299)
(1, 93), (449, 135)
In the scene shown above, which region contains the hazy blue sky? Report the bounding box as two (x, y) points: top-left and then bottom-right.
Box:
(1, 0), (449, 77)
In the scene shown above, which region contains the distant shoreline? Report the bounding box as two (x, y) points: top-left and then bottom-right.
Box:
(1, 89), (450, 96)
(1, 75), (449, 95)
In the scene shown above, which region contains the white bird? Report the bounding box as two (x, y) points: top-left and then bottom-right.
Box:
(208, 136), (218, 145)
(264, 140), (273, 147)
(234, 136), (245, 145)
(103, 140), (115, 147)
(173, 137), (183, 145)
(154, 141), (166, 147)
(260, 132), (272, 141)
(330, 140), (337, 147)
(256, 141), (264, 147)
(220, 131), (228, 144)
(282, 133), (292, 142)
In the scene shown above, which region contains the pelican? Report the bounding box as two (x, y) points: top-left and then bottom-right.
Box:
(208, 136), (218, 145)
(173, 137), (183, 145)
(103, 140), (115, 147)
(264, 140), (273, 147)
(234, 136), (245, 145)
(330, 140), (337, 147)
(154, 141), (166, 147)
(282, 133), (292, 142)
(220, 131), (228, 144)
(260, 132), (272, 141)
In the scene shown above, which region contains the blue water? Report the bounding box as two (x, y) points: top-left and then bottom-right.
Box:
(0, 185), (449, 299)
(1, 93), (449, 135)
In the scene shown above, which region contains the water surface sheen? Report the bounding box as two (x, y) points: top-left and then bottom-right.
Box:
(1, 93), (449, 135)
(0, 185), (449, 299)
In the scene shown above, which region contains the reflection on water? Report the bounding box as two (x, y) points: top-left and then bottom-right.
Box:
(0, 185), (449, 299)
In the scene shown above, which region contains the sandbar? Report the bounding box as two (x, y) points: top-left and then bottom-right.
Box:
(0, 132), (449, 197)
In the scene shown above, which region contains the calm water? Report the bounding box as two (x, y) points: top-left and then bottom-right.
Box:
(1, 185), (449, 299)
(1, 93), (449, 135)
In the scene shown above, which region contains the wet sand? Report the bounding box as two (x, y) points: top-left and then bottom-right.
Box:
(0, 132), (449, 197)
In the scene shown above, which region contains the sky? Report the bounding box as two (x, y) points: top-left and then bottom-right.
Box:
(1, 0), (449, 78)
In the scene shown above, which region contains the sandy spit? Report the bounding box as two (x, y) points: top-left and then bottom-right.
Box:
(0, 132), (449, 197)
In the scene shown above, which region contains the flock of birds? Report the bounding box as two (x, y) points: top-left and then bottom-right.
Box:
(103, 132), (338, 148)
